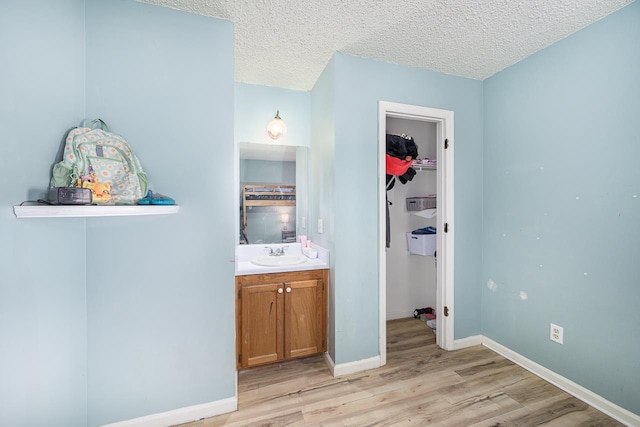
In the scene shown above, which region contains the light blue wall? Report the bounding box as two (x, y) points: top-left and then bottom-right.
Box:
(325, 54), (484, 363)
(83, 1), (235, 425)
(310, 57), (337, 359)
(240, 159), (296, 184)
(0, 1), (87, 426)
(483, 1), (640, 415)
(235, 83), (310, 147)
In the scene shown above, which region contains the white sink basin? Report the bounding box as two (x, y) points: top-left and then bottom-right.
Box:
(250, 255), (308, 267)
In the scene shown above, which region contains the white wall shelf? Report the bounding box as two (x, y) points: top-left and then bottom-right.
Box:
(410, 208), (436, 219)
(412, 164), (436, 172)
(13, 204), (180, 218)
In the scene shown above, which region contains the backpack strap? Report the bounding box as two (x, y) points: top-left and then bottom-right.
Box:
(80, 118), (109, 131)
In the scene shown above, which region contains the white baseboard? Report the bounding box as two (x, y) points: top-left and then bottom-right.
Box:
(101, 397), (237, 427)
(482, 337), (640, 427)
(386, 310), (415, 321)
(329, 355), (382, 377)
(452, 334), (482, 350)
(324, 352), (336, 374)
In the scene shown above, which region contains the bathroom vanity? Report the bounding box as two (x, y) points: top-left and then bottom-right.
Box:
(235, 244), (329, 369)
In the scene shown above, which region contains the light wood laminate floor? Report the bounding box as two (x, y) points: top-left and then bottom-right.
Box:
(180, 318), (623, 426)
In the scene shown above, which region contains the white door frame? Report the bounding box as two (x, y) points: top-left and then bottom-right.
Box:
(378, 101), (455, 365)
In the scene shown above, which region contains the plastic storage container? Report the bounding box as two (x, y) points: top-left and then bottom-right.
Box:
(406, 196), (436, 211)
(406, 233), (437, 256)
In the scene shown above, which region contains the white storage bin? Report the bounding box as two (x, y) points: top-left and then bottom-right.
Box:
(406, 196), (436, 211)
(406, 233), (436, 256)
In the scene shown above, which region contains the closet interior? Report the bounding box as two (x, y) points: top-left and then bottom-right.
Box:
(385, 117), (438, 333)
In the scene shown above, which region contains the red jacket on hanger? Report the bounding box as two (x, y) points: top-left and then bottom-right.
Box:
(386, 154), (412, 176)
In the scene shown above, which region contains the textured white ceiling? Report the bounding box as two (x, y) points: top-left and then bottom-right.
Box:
(141, 0), (634, 90)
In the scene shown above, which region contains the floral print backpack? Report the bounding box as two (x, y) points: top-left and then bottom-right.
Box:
(50, 119), (149, 204)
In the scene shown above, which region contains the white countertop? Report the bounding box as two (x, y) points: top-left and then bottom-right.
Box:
(235, 242), (329, 276)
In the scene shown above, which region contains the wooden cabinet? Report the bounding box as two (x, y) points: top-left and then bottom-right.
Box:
(236, 269), (328, 369)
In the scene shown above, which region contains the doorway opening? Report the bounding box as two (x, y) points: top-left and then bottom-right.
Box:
(378, 101), (455, 366)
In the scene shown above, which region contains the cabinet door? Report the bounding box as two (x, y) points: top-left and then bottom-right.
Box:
(284, 279), (323, 359)
(240, 283), (284, 367)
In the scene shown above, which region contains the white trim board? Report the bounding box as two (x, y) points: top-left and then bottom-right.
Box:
(452, 334), (483, 350)
(100, 397), (237, 427)
(325, 352), (382, 378)
(387, 310), (419, 321)
(482, 337), (640, 427)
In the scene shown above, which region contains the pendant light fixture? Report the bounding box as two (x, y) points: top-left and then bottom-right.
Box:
(267, 110), (287, 140)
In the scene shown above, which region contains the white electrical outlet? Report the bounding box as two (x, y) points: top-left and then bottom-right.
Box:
(317, 219), (324, 234)
(301, 216), (306, 229)
(550, 323), (564, 344)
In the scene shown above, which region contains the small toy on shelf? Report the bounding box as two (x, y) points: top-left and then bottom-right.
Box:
(82, 181), (112, 203)
(137, 190), (175, 205)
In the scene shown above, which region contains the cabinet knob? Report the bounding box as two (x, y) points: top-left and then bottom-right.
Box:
(278, 288), (283, 294)
(286, 287), (291, 293)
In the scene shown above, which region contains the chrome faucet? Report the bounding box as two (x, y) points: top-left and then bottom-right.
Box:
(265, 246), (288, 256)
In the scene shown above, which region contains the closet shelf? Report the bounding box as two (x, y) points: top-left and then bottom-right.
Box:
(411, 208), (436, 219)
(412, 164), (436, 172)
(13, 204), (180, 218)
